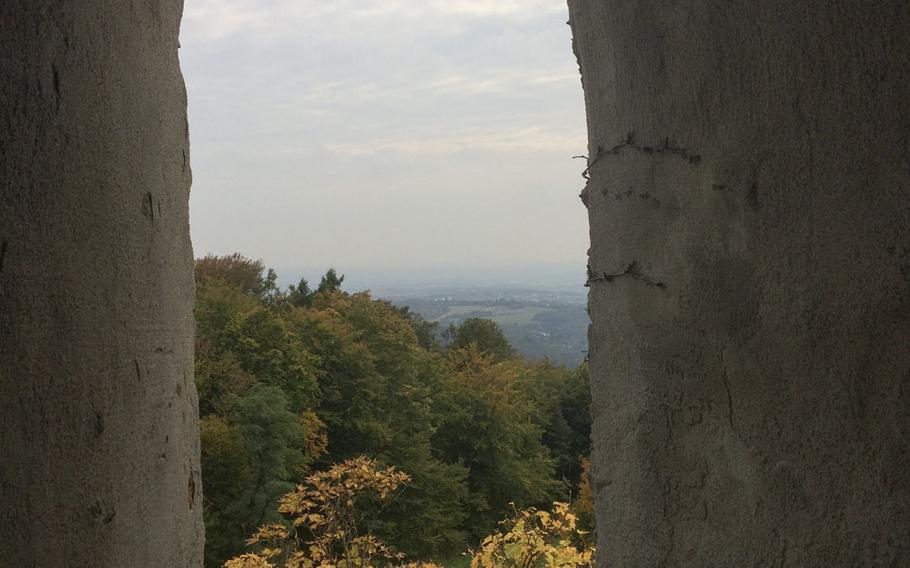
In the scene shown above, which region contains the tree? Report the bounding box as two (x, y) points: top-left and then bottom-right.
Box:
(470, 502), (594, 568)
(224, 457), (416, 568)
(220, 309), (321, 412)
(434, 346), (563, 538)
(0, 2), (203, 565)
(196, 253), (281, 303)
(317, 268), (345, 294)
(201, 415), (255, 564)
(286, 278), (315, 308)
(194, 272), (325, 567)
(519, 363), (591, 494)
(570, 1), (910, 565)
(449, 318), (516, 362)
(202, 385), (326, 566)
(291, 291), (470, 557)
(393, 305), (440, 352)
(195, 277), (321, 414)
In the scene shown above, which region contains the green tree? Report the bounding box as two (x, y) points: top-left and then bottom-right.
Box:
(286, 277), (315, 308)
(194, 257), (324, 567)
(195, 278), (261, 346)
(449, 318), (516, 361)
(220, 308), (320, 412)
(202, 384), (323, 566)
(200, 416), (254, 565)
(519, 363), (591, 493)
(433, 346), (562, 539)
(317, 268), (344, 294)
(195, 346), (255, 417)
(290, 291), (470, 557)
(195, 270), (321, 414)
(393, 305), (440, 352)
(195, 253), (281, 303)
(557, 365), (592, 491)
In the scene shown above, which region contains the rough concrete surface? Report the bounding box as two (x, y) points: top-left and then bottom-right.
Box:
(568, 1), (910, 566)
(0, 2), (203, 565)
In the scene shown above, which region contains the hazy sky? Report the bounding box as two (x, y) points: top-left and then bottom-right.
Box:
(180, 0), (588, 287)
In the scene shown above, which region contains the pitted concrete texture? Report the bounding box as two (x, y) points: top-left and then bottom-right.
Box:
(0, 2), (203, 565)
(568, 1), (910, 566)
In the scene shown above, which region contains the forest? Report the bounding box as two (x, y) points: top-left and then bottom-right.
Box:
(194, 254), (594, 567)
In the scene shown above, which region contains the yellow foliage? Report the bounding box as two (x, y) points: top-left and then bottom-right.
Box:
(572, 458), (594, 534)
(226, 460), (595, 568)
(469, 502), (594, 568)
(224, 553), (276, 568)
(298, 410), (329, 462)
(225, 457), (415, 568)
(245, 523), (289, 546)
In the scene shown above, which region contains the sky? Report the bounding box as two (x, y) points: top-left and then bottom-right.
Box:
(180, 0), (589, 289)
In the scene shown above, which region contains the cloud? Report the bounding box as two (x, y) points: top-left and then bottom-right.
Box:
(421, 0), (565, 18)
(276, 69), (577, 111)
(325, 126), (585, 157)
(425, 70), (578, 96)
(182, 0), (265, 41)
(182, 0), (588, 272)
(183, 0), (567, 43)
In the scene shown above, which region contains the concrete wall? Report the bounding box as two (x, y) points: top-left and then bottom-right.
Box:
(0, 2), (203, 565)
(568, 1), (910, 566)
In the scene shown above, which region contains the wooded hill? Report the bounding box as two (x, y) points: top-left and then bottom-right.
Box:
(194, 254), (592, 567)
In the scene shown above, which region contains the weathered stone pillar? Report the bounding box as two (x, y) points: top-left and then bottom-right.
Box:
(569, 1), (909, 565)
(0, 2), (203, 565)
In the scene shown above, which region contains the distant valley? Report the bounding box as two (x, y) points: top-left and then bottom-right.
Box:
(382, 287), (589, 367)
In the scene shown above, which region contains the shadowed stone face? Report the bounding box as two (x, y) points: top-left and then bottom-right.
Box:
(568, 1), (910, 566)
(0, 2), (203, 565)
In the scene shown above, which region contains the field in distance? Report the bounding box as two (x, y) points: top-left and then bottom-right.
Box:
(384, 288), (589, 368)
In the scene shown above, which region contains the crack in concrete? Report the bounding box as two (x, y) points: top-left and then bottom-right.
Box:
(606, 133), (702, 164)
(720, 350), (738, 437)
(659, 477), (676, 567)
(586, 260), (667, 289)
(584, 135), (702, 183)
(52, 64), (60, 113)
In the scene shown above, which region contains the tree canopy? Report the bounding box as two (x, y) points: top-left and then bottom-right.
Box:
(448, 318), (516, 361)
(194, 255), (591, 567)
